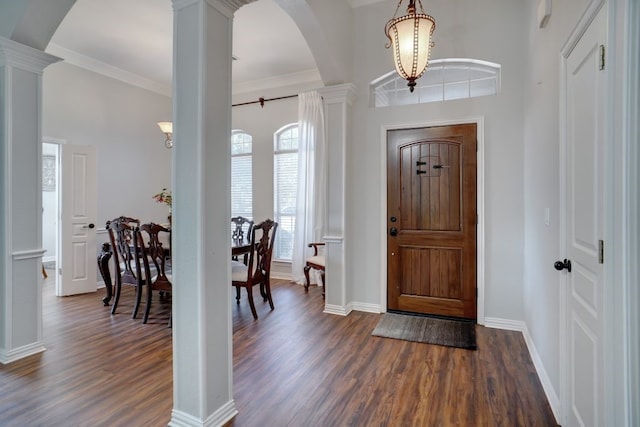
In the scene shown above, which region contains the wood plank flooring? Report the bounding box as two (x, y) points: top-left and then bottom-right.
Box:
(0, 270), (557, 426)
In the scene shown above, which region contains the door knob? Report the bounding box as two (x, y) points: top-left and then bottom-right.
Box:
(389, 227), (398, 236)
(83, 223), (95, 229)
(554, 259), (572, 272)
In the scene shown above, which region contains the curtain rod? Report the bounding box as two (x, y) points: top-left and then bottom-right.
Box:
(232, 94), (298, 108)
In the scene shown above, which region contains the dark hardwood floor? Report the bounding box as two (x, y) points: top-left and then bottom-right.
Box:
(0, 269), (557, 426)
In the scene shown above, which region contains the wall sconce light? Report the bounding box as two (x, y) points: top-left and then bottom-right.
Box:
(385, 0), (436, 92)
(157, 121), (173, 149)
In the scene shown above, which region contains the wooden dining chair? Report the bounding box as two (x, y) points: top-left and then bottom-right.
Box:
(304, 242), (326, 298)
(231, 216), (254, 266)
(231, 219), (278, 320)
(106, 216), (142, 317)
(231, 216), (254, 242)
(136, 223), (172, 326)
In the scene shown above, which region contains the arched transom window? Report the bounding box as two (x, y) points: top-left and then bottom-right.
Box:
(371, 59), (501, 107)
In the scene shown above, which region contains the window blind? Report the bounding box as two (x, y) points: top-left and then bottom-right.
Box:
(273, 125), (299, 260)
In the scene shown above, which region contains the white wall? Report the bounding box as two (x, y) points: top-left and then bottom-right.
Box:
(348, 0), (527, 318)
(42, 61), (173, 238)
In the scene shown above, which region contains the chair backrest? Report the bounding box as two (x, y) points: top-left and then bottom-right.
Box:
(138, 222), (172, 291)
(245, 219), (278, 284)
(106, 216), (140, 283)
(231, 216), (254, 242)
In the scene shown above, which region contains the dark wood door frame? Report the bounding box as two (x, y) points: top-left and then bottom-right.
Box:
(380, 119), (485, 323)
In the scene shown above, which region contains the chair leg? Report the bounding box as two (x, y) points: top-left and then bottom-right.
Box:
(143, 283), (152, 324)
(260, 283), (267, 301)
(246, 286), (258, 320)
(235, 285), (241, 303)
(304, 264), (311, 292)
(132, 281), (143, 319)
(110, 279), (121, 315)
(263, 280), (274, 310)
(321, 270), (326, 299)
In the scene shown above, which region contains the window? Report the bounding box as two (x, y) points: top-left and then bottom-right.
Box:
(371, 59), (501, 107)
(231, 131), (252, 221)
(273, 124), (299, 260)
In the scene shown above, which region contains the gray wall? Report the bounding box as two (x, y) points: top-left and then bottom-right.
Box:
(522, 0), (592, 403)
(43, 61), (173, 236)
(349, 0), (527, 316)
(231, 81), (322, 278)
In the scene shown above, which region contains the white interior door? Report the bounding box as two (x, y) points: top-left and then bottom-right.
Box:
(58, 144), (97, 296)
(561, 6), (606, 426)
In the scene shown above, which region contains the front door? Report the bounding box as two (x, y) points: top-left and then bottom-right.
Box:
(58, 144), (98, 296)
(387, 124), (477, 319)
(561, 6), (606, 426)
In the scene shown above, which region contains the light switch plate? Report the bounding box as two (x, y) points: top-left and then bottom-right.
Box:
(544, 208), (550, 226)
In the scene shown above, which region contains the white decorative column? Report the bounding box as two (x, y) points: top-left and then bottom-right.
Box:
(317, 83), (356, 316)
(170, 1), (253, 426)
(0, 37), (60, 364)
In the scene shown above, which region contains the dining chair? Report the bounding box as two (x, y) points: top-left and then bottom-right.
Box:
(304, 242), (326, 298)
(231, 216), (254, 242)
(231, 215), (254, 265)
(231, 218), (278, 320)
(106, 216), (142, 317)
(137, 223), (172, 326)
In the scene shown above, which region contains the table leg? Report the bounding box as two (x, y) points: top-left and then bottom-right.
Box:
(97, 242), (113, 306)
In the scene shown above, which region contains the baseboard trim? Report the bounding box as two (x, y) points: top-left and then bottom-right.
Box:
(350, 301), (381, 313)
(324, 303), (349, 316)
(0, 341), (46, 365)
(169, 400), (238, 427)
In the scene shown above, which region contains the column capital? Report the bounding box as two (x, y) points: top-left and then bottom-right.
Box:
(173, 0), (257, 16)
(318, 83), (357, 106)
(0, 37), (60, 74)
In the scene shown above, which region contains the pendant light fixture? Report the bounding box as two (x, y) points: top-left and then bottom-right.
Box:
(385, 0), (436, 92)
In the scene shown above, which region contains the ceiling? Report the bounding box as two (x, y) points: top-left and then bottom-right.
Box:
(46, 0), (384, 96)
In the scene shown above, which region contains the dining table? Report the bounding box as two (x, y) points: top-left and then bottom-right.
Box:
(97, 237), (254, 306)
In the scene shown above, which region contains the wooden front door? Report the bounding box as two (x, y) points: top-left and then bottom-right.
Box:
(387, 124), (477, 319)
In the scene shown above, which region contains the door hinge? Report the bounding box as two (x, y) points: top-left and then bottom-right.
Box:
(598, 240), (604, 264)
(58, 267), (63, 276)
(599, 45), (605, 70)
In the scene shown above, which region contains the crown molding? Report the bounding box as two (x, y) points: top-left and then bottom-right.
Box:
(0, 37), (61, 74)
(348, 0), (385, 8)
(46, 43), (172, 97)
(232, 68), (322, 95)
(45, 44), (321, 98)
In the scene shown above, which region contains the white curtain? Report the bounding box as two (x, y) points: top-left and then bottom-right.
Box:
(291, 91), (326, 285)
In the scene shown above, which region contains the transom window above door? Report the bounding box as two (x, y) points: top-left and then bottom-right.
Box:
(371, 59), (501, 107)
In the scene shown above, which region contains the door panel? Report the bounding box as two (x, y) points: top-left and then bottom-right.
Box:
(387, 124), (477, 319)
(563, 7), (606, 426)
(58, 144), (97, 296)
